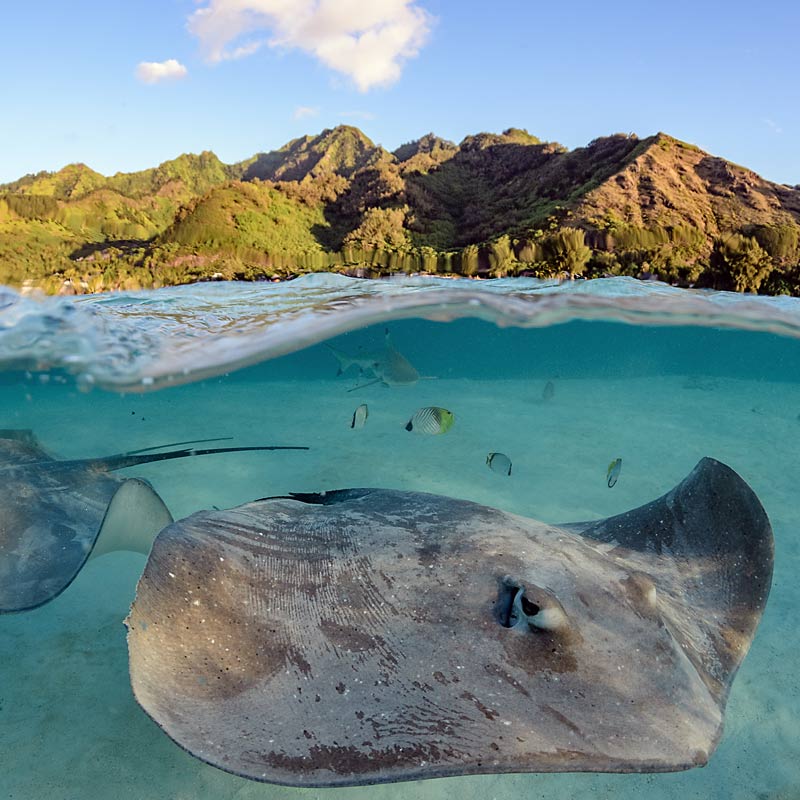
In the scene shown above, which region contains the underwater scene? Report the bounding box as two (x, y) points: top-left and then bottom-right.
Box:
(0, 275), (798, 800)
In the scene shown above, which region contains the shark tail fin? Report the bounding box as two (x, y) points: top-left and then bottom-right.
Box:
(326, 345), (355, 377)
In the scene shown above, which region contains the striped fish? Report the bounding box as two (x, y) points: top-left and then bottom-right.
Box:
(405, 407), (454, 435)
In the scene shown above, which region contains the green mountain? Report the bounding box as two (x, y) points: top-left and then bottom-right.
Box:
(236, 125), (390, 182)
(2, 125), (799, 294)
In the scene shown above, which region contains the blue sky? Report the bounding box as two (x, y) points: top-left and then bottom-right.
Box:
(1, 0), (798, 185)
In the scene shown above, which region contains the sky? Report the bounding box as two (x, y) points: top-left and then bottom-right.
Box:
(1, 0), (798, 185)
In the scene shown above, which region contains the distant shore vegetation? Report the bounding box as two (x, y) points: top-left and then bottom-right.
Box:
(1, 126), (798, 295)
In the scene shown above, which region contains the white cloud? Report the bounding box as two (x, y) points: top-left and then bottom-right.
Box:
(294, 105), (320, 119)
(764, 118), (783, 135)
(188, 0), (432, 91)
(227, 41), (266, 61)
(135, 59), (188, 84)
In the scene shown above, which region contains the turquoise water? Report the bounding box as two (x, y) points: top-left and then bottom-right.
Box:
(0, 276), (798, 799)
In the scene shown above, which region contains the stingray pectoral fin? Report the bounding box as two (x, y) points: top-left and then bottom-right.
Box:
(566, 457), (774, 699)
(0, 428), (40, 445)
(0, 428), (49, 466)
(89, 479), (173, 559)
(566, 458), (771, 558)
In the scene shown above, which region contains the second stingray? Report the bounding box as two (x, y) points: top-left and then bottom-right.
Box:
(0, 429), (309, 613)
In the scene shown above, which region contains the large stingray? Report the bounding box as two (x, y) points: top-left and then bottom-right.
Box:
(0, 429), (308, 613)
(127, 457), (772, 787)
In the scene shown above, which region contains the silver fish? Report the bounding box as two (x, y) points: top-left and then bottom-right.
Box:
(351, 404), (368, 429)
(607, 458), (622, 488)
(486, 452), (512, 476)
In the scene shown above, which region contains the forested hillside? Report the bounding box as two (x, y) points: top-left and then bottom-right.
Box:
(2, 126), (799, 294)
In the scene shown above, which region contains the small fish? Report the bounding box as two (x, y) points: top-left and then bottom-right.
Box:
(486, 452), (512, 476)
(351, 404), (369, 429)
(405, 407), (454, 435)
(607, 458), (622, 488)
(542, 381), (555, 401)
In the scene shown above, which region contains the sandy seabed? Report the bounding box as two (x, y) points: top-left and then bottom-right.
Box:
(1, 372), (798, 800)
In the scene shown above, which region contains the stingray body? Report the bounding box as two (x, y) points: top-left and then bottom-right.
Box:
(0, 429), (308, 613)
(127, 458), (772, 787)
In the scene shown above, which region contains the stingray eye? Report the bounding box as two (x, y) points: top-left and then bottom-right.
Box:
(494, 577), (570, 634)
(517, 585), (571, 633)
(519, 595), (540, 617)
(495, 575), (521, 628)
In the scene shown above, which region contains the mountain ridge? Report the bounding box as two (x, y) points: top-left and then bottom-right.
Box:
(1, 125), (799, 294)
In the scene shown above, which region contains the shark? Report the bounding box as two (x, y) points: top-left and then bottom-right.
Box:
(327, 328), (421, 390)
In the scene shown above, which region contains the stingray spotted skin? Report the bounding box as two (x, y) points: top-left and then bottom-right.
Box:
(0, 430), (308, 613)
(127, 458), (772, 787)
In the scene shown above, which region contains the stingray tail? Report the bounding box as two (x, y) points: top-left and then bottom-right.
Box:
(123, 437), (233, 455)
(75, 445), (310, 472)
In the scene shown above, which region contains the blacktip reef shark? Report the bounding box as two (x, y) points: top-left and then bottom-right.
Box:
(127, 457), (772, 787)
(327, 328), (423, 391)
(0, 429), (309, 613)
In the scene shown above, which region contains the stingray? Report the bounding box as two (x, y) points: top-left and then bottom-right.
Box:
(127, 457), (772, 787)
(0, 429), (309, 613)
(327, 328), (421, 390)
